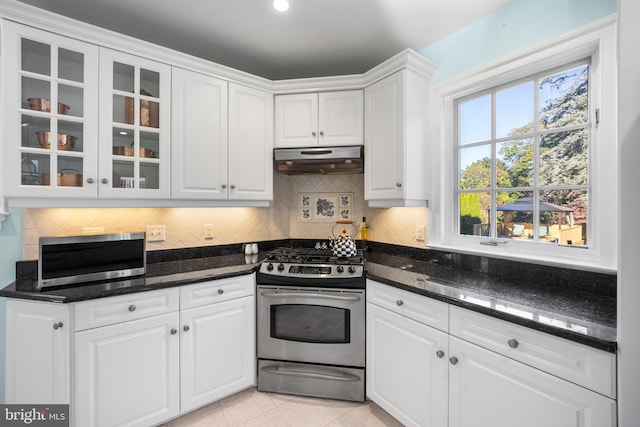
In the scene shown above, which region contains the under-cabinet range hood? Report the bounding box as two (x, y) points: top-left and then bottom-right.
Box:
(274, 146), (364, 175)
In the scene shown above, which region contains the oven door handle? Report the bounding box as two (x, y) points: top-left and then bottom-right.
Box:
(261, 366), (361, 382)
(260, 290), (361, 301)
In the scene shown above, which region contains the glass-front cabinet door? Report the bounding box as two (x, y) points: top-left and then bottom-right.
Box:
(2, 21), (99, 198)
(98, 49), (171, 198)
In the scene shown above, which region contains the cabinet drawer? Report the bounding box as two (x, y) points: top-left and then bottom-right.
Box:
(180, 274), (254, 310)
(75, 288), (179, 331)
(449, 306), (616, 398)
(367, 279), (449, 332)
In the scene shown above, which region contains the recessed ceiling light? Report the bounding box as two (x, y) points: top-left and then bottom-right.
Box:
(273, 0), (289, 12)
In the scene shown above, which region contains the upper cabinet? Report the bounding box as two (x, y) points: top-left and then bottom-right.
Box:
(364, 69), (430, 207)
(2, 21), (99, 199)
(172, 68), (273, 202)
(98, 49), (172, 199)
(275, 90), (363, 148)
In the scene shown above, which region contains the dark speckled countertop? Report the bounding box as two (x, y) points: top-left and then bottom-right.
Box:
(365, 250), (616, 353)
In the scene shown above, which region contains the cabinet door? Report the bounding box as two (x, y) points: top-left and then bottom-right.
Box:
(228, 83), (273, 201)
(274, 93), (318, 148)
(448, 336), (616, 427)
(171, 67), (228, 199)
(2, 21), (99, 198)
(365, 71), (405, 200)
(180, 295), (255, 412)
(5, 299), (70, 404)
(98, 48), (171, 199)
(318, 90), (363, 146)
(75, 312), (180, 427)
(366, 303), (448, 427)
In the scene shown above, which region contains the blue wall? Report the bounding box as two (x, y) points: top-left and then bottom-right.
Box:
(0, 207), (23, 403)
(420, 0), (617, 83)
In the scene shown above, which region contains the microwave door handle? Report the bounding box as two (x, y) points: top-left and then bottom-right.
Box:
(260, 291), (361, 302)
(261, 366), (361, 382)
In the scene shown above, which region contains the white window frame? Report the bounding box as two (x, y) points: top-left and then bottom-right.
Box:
(426, 19), (617, 272)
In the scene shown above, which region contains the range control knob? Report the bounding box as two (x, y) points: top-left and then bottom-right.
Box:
(266, 263), (274, 271)
(336, 265), (344, 273)
(277, 263), (285, 272)
(348, 266), (356, 273)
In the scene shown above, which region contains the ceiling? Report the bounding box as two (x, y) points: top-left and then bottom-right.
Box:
(17, 0), (510, 80)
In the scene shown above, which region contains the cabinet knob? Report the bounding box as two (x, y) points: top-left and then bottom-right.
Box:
(128, 304), (136, 312)
(53, 321), (63, 330)
(222, 184), (227, 189)
(86, 177), (94, 184)
(183, 325), (190, 332)
(396, 182), (402, 188)
(312, 131), (317, 137)
(449, 356), (459, 365)
(230, 185), (236, 190)
(396, 300), (403, 306)
(436, 350), (445, 358)
(508, 338), (519, 349)
(319, 131), (324, 137)
(101, 178), (109, 184)
(170, 328), (178, 335)
(218, 288), (224, 295)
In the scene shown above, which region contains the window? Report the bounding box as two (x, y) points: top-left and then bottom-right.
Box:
(455, 61), (591, 247)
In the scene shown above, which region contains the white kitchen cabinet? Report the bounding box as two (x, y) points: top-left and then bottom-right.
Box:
(180, 294), (255, 412)
(172, 69), (272, 202)
(5, 299), (71, 404)
(448, 335), (616, 427)
(366, 280), (449, 427)
(227, 82), (273, 201)
(98, 48), (171, 199)
(171, 67), (228, 200)
(75, 311), (181, 427)
(364, 69), (429, 207)
(275, 90), (363, 148)
(1, 20), (99, 199)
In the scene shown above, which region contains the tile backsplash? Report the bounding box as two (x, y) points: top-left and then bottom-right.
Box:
(22, 171), (428, 259)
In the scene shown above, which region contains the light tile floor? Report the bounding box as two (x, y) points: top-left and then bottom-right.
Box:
(160, 387), (404, 427)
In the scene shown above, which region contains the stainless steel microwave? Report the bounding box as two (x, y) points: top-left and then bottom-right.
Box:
(38, 232), (146, 289)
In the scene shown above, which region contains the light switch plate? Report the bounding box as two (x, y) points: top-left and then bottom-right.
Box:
(204, 224), (214, 239)
(147, 225), (166, 242)
(416, 224), (425, 241)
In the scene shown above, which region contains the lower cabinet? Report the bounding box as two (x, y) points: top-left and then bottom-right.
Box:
(366, 279), (617, 427)
(75, 312), (181, 427)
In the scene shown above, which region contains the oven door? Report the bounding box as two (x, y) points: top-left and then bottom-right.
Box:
(257, 285), (365, 367)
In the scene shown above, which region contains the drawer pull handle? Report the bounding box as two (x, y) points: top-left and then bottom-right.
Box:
(128, 304), (136, 312)
(449, 356), (459, 365)
(396, 300), (404, 306)
(170, 328), (178, 335)
(183, 325), (190, 332)
(508, 338), (519, 349)
(53, 321), (63, 330)
(436, 350), (445, 358)
(218, 289), (224, 295)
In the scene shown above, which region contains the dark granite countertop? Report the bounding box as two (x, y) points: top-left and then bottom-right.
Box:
(0, 253), (263, 303)
(365, 251), (617, 353)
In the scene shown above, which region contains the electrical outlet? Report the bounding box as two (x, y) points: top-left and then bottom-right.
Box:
(147, 225), (166, 242)
(204, 224), (214, 239)
(416, 224), (425, 241)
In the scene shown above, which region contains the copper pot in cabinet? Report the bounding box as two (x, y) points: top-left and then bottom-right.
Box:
(37, 132), (77, 151)
(27, 98), (70, 115)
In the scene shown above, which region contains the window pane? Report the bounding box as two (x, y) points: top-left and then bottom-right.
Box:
(496, 82), (534, 138)
(497, 191), (533, 239)
(460, 144), (491, 190)
(539, 129), (588, 186)
(540, 190), (587, 246)
(539, 65), (588, 130)
(460, 192), (490, 236)
(459, 95), (491, 145)
(497, 138), (533, 188)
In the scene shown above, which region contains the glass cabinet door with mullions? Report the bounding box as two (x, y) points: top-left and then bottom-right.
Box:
(99, 49), (171, 199)
(2, 21), (99, 198)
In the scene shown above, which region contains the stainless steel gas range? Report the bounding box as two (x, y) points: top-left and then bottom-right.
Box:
(256, 247), (366, 402)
